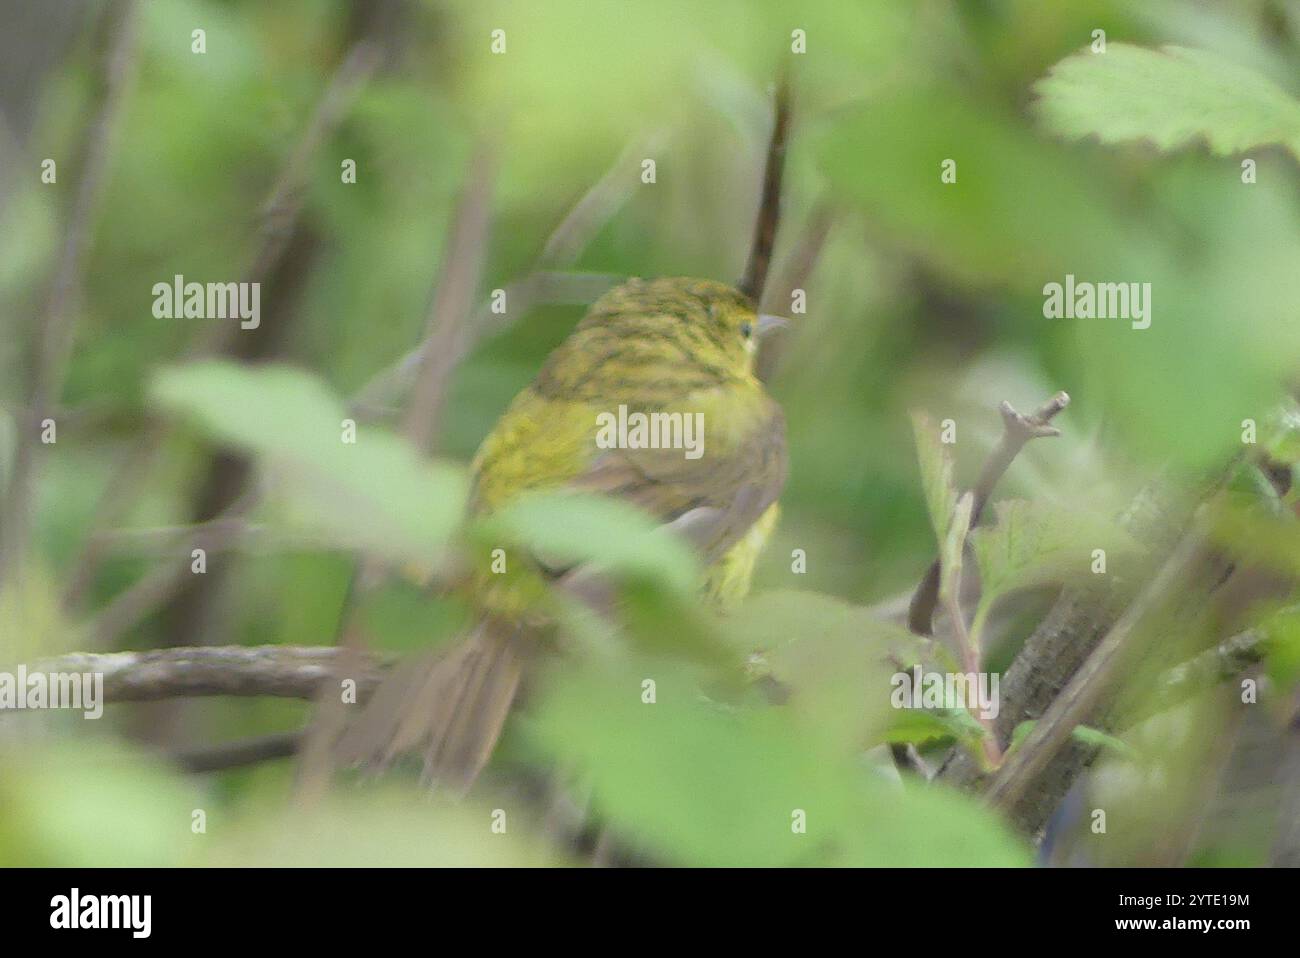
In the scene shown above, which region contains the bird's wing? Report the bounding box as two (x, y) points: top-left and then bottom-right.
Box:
(469, 384), (787, 568)
(569, 398), (788, 566)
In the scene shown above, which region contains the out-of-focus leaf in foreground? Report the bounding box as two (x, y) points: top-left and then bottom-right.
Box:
(480, 490), (701, 600)
(1034, 44), (1300, 159)
(971, 498), (1139, 607)
(478, 490), (723, 663)
(720, 589), (919, 751)
(199, 789), (559, 867)
(816, 88), (1131, 289)
(1265, 605), (1300, 690)
(150, 361), (467, 564)
(528, 654), (1028, 867)
(0, 742), (197, 867)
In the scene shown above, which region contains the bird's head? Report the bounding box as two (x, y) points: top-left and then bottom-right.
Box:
(540, 277), (785, 400)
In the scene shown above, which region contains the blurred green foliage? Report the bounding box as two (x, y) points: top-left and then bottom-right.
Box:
(151, 361), (468, 563)
(2, 0), (1299, 867)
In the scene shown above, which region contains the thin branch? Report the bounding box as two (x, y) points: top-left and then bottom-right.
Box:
(352, 271), (623, 420)
(399, 140), (496, 452)
(1149, 620), (1273, 713)
(61, 36), (384, 613)
(1, 0), (139, 588)
(539, 132), (665, 268)
(982, 515), (1209, 814)
(907, 391), (1071, 636)
(738, 73), (792, 304)
(17, 645), (385, 702)
(191, 39), (385, 360)
(11, 611), (1265, 713)
(61, 432), (165, 610)
(756, 201), (833, 383)
(971, 395), (1072, 524)
(32, 0), (138, 403)
(90, 517), (265, 556)
(73, 130), (625, 633)
(933, 476), (1178, 821)
(87, 487), (262, 646)
(5, 596), (1269, 783)
(256, 44), (382, 273)
(170, 731), (303, 773)
(349, 130), (659, 422)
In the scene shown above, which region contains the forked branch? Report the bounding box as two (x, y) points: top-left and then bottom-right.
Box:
(907, 392), (1071, 635)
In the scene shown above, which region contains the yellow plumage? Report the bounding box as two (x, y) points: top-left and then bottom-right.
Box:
(340, 276), (788, 786)
(470, 276), (787, 605)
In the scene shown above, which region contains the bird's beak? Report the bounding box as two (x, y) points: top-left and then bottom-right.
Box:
(755, 313), (790, 339)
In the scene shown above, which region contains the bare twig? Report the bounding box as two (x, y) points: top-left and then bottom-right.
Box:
(970, 395), (1072, 524)
(90, 517), (265, 556)
(352, 271), (623, 419)
(768, 202), (833, 306)
(756, 201), (833, 383)
(61, 434), (164, 610)
(13, 645), (385, 702)
(738, 74), (791, 304)
(350, 130), (659, 421)
(170, 731), (304, 773)
(399, 141), (496, 452)
(1, 0), (138, 589)
(88, 488), (261, 646)
(255, 44), (381, 274)
(907, 392), (1070, 636)
(539, 132), (664, 267)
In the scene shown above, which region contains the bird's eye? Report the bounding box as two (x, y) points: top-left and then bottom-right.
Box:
(740, 321), (753, 339)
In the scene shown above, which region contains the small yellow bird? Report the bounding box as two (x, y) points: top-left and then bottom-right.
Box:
(338, 276), (788, 788)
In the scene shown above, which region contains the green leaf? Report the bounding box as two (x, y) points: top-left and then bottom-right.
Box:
(1263, 397), (1300, 465)
(528, 657), (1029, 867)
(1008, 720), (1037, 755)
(1210, 505), (1300, 580)
(937, 703), (990, 745)
(721, 588), (918, 658)
(970, 499), (1136, 606)
(1008, 720), (1136, 760)
(721, 590), (920, 750)
(1265, 606), (1300, 689)
(889, 698), (986, 748)
(817, 89), (1127, 290)
(1071, 725), (1138, 761)
(201, 789), (559, 867)
(0, 743), (198, 867)
(881, 709), (953, 747)
(477, 492), (734, 668)
(911, 411), (956, 545)
(938, 491), (973, 608)
(480, 490), (700, 599)
(150, 361), (468, 565)
(1034, 44), (1300, 160)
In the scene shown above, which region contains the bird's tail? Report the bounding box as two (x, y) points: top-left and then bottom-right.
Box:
(335, 618), (525, 793)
